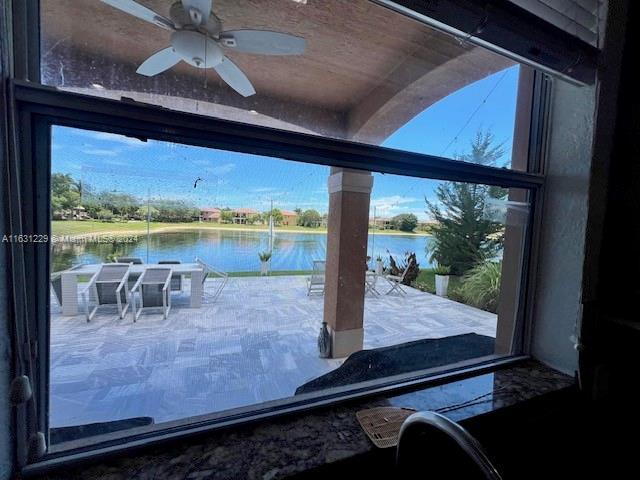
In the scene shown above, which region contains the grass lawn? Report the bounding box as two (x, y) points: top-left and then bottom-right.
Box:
(52, 220), (430, 237)
(52, 220), (326, 236)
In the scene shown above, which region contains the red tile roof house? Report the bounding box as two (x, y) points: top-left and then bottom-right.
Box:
(201, 207), (221, 222)
(232, 208), (259, 224)
(281, 210), (299, 226)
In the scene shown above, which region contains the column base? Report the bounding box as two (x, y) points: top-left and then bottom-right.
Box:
(330, 327), (364, 358)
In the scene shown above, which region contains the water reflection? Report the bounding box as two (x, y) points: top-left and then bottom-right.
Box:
(52, 229), (433, 272)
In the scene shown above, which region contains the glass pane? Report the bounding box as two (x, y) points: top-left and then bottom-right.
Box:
(40, 0), (524, 169)
(49, 125), (530, 447)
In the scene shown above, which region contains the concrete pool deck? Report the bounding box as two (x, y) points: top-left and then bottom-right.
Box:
(49, 275), (497, 430)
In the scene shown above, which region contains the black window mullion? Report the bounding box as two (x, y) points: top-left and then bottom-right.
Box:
(14, 81), (543, 191)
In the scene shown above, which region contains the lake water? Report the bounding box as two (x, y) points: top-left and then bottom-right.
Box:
(52, 229), (434, 272)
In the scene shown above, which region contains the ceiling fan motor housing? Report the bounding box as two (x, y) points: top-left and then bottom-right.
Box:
(171, 30), (223, 68)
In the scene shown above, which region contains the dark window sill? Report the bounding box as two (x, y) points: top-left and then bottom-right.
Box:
(25, 359), (574, 479)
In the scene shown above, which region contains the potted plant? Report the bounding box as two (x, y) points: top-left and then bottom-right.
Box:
(433, 265), (451, 297)
(375, 255), (384, 275)
(258, 251), (272, 276)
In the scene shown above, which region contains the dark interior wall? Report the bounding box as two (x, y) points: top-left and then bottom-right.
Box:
(580, 0), (640, 401)
(596, 5), (640, 319)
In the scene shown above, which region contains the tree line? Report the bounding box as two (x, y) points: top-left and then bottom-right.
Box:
(52, 175), (330, 227)
(52, 175), (201, 223)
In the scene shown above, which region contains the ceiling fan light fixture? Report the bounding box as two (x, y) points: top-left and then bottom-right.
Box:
(188, 7), (203, 26)
(99, 0), (307, 97)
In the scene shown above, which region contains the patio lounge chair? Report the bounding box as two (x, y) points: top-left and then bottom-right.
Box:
(307, 260), (326, 296)
(383, 258), (414, 296)
(130, 267), (172, 321)
(195, 257), (228, 302)
(158, 260), (183, 292)
(50, 265), (82, 307)
(82, 263), (131, 322)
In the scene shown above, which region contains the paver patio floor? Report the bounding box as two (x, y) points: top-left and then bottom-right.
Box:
(49, 275), (496, 429)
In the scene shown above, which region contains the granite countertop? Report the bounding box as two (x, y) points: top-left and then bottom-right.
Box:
(39, 360), (573, 480)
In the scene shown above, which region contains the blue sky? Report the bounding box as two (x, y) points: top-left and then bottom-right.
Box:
(52, 65), (519, 221)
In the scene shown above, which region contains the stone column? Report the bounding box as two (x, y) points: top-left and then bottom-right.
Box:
(323, 167), (373, 358)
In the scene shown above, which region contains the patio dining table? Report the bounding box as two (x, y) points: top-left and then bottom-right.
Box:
(56, 263), (205, 316)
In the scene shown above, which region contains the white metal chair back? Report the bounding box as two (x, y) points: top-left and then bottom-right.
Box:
(196, 258), (212, 286)
(196, 257), (228, 302)
(399, 257), (414, 281)
(96, 263), (130, 284)
(131, 267), (172, 321)
(307, 260), (326, 295)
(158, 260), (183, 291)
(83, 263), (131, 321)
(141, 267), (173, 284)
(384, 257), (414, 296)
(311, 260), (325, 280)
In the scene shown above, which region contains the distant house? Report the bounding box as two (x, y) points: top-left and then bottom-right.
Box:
(281, 210), (298, 226)
(72, 206), (90, 220)
(54, 205), (90, 220)
(201, 207), (221, 222)
(232, 208), (258, 224)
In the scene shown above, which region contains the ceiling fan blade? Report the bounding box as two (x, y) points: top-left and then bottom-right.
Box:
(213, 57), (256, 97)
(136, 47), (181, 76)
(219, 30), (306, 55)
(100, 0), (174, 30)
(181, 0), (212, 25)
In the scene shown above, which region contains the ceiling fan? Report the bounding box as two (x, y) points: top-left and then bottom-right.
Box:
(99, 0), (307, 97)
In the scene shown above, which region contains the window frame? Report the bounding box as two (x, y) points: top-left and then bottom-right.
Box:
(10, 72), (549, 472)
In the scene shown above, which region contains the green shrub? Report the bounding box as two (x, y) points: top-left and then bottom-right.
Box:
(458, 261), (502, 313)
(433, 265), (451, 275)
(97, 208), (114, 222)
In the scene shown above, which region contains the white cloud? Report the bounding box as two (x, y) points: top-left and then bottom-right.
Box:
(203, 163), (235, 176)
(102, 159), (130, 166)
(369, 196), (431, 220)
(81, 149), (118, 156)
(371, 195), (419, 212)
(75, 129), (149, 147)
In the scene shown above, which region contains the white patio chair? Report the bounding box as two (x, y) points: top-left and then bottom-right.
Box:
(130, 267), (172, 321)
(81, 263), (131, 322)
(50, 264), (83, 307)
(383, 258), (414, 296)
(158, 260), (184, 292)
(307, 260), (326, 296)
(116, 257), (144, 290)
(365, 271), (380, 296)
(195, 257), (228, 303)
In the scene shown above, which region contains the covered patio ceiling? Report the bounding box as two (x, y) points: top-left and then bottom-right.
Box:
(41, 0), (514, 144)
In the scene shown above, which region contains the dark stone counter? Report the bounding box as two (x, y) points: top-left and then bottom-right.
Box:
(38, 360), (573, 480)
